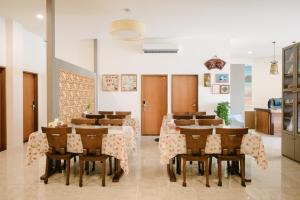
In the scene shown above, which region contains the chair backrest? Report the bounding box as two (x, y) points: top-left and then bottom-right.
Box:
(173, 114), (193, 120)
(115, 111), (131, 116)
(98, 119), (123, 126)
(198, 119), (223, 126)
(196, 115), (216, 119)
(194, 111), (206, 116)
(71, 118), (96, 125)
(174, 119), (195, 126)
(107, 114), (126, 119)
(42, 127), (72, 155)
(76, 128), (108, 156)
(98, 111), (114, 115)
(180, 128), (213, 156)
(216, 128), (248, 155)
(86, 114), (105, 119)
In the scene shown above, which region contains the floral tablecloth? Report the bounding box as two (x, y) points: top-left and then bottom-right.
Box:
(159, 117), (268, 170)
(123, 117), (141, 136)
(26, 126), (136, 175)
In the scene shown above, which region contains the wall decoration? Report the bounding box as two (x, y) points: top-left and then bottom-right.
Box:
(204, 56), (226, 70)
(59, 70), (96, 123)
(244, 65), (253, 106)
(220, 85), (230, 94)
(215, 73), (229, 83)
(203, 73), (211, 87)
(212, 84), (220, 94)
(121, 74), (137, 91)
(102, 74), (119, 91)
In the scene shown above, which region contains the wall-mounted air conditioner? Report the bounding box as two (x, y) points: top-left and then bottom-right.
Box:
(142, 43), (179, 53)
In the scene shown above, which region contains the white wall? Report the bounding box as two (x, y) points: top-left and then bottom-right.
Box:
(55, 39), (94, 72)
(0, 17), (6, 66)
(230, 56), (282, 109)
(1, 18), (47, 149)
(98, 37), (231, 121)
(230, 64), (245, 115)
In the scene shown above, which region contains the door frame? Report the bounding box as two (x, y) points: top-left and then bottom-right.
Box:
(141, 74), (168, 136)
(0, 67), (6, 151)
(23, 71), (38, 142)
(171, 74), (199, 113)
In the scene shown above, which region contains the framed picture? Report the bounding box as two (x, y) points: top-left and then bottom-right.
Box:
(102, 74), (119, 91)
(220, 85), (230, 94)
(204, 73), (211, 87)
(212, 84), (220, 94)
(121, 74), (137, 91)
(215, 73), (229, 83)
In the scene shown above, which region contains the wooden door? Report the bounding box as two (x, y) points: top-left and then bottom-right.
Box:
(0, 68), (6, 151)
(23, 72), (38, 142)
(172, 75), (198, 113)
(141, 75), (167, 135)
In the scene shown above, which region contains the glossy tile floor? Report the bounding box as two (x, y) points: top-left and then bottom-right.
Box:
(0, 133), (300, 200)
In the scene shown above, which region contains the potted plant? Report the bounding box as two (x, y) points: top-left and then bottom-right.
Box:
(215, 101), (230, 125)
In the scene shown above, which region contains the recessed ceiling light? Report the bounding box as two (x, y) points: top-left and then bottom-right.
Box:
(247, 51), (253, 55)
(36, 14), (44, 20)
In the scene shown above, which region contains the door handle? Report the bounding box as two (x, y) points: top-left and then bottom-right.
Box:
(192, 104), (196, 107)
(32, 101), (36, 111)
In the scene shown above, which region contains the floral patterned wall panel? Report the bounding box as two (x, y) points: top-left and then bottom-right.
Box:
(59, 70), (95, 122)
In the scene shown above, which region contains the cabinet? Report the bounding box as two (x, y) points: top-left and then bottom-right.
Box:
(282, 42), (300, 162)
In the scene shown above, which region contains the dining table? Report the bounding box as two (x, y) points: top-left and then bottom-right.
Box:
(158, 116), (268, 182)
(26, 124), (137, 182)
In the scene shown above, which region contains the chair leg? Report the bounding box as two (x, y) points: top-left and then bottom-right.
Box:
(92, 161), (96, 172)
(205, 158), (210, 187)
(79, 159), (84, 187)
(176, 156), (181, 175)
(44, 157), (49, 184)
(56, 160), (62, 173)
(74, 156), (77, 163)
(217, 159), (222, 186)
(108, 157), (112, 175)
(63, 160), (66, 170)
(209, 157), (212, 175)
(85, 161), (90, 175)
(241, 157), (246, 187)
(182, 158), (187, 187)
(102, 160), (106, 187)
(66, 159), (70, 185)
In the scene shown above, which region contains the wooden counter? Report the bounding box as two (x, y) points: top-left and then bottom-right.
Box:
(254, 108), (282, 135)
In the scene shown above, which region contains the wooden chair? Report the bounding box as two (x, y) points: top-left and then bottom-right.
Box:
(76, 128), (109, 187)
(196, 115), (216, 119)
(98, 111), (114, 115)
(180, 128), (213, 187)
(85, 114), (105, 125)
(198, 119), (223, 126)
(215, 128), (248, 187)
(107, 114), (126, 119)
(173, 114), (193, 120)
(71, 118), (96, 125)
(98, 119), (123, 126)
(194, 111), (206, 116)
(115, 111), (131, 116)
(174, 119), (195, 126)
(42, 127), (74, 185)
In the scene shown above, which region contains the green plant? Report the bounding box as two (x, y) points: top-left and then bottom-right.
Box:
(215, 101), (230, 125)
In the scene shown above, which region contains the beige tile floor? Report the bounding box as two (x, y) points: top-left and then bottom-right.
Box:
(0, 133), (300, 200)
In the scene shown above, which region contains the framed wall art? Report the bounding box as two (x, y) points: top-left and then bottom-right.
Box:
(215, 73), (229, 83)
(220, 85), (230, 94)
(203, 73), (211, 87)
(102, 74), (119, 91)
(121, 74), (137, 91)
(212, 84), (220, 94)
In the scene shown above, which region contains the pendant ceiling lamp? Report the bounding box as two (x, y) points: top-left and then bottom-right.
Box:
(204, 56), (226, 70)
(109, 9), (145, 41)
(270, 41), (279, 75)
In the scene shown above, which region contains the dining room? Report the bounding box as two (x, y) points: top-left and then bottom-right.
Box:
(0, 0), (300, 200)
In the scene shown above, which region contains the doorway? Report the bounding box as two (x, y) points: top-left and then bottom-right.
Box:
(141, 75), (167, 135)
(0, 67), (6, 151)
(23, 72), (38, 142)
(172, 75), (198, 113)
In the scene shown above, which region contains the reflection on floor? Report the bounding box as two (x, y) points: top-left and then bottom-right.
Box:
(0, 133), (300, 200)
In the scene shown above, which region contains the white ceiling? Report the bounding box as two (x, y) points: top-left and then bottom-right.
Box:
(0, 0), (299, 58)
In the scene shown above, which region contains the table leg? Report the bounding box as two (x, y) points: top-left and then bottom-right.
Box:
(176, 156), (181, 175)
(40, 159), (58, 180)
(112, 159), (124, 182)
(230, 161), (252, 182)
(167, 159), (176, 182)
